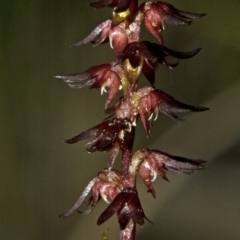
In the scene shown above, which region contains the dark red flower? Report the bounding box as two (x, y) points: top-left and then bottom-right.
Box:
(141, 1), (205, 44)
(130, 149), (206, 197)
(97, 187), (150, 230)
(59, 169), (122, 217)
(118, 41), (157, 84)
(55, 62), (124, 109)
(137, 87), (209, 135)
(70, 19), (132, 56)
(64, 118), (134, 168)
(119, 41), (201, 86)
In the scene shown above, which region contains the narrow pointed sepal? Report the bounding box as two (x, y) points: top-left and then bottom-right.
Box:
(70, 20), (112, 47)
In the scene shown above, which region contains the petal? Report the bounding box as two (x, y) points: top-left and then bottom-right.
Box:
(151, 150), (206, 173)
(99, 182), (121, 203)
(153, 89), (209, 120)
(86, 132), (116, 152)
(174, 10), (206, 19)
(139, 161), (156, 197)
(59, 178), (99, 218)
(118, 204), (132, 230)
(142, 60), (156, 87)
(144, 7), (164, 44)
(55, 64), (110, 86)
(157, 2), (205, 21)
(110, 25), (128, 55)
(143, 41), (200, 69)
(65, 128), (98, 144)
(127, 191), (146, 226)
(103, 72), (121, 109)
(163, 14), (191, 26)
(71, 20), (112, 47)
(64, 121), (109, 144)
(107, 144), (120, 169)
(138, 93), (156, 135)
(163, 46), (201, 59)
(97, 191), (128, 225)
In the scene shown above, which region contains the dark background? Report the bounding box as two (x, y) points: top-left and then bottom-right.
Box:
(1, 0), (240, 239)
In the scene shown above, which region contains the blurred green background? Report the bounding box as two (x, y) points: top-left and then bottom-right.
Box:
(1, 0), (240, 239)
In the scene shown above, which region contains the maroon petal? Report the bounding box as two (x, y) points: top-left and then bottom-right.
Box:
(119, 42), (157, 68)
(163, 46), (201, 59)
(139, 161), (156, 198)
(107, 144), (120, 169)
(64, 126), (99, 144)
(174, 10), (206, 19)
(70, 20), (112, 47)
(59, 178), (98, 218)
(86, 132), (117, 152)
(144, 41), (201, 60)
(153, 89), (209, 120)
(142, 60), (156, 87)
(157, 2), (205, 21)
(142, 41), (200, 70)
(64, 121), (110, 144)
(55, 64), (110, 85)
(103, 70), (121, 109)
(127, 190), (146, 226)
(110, 25), (128, 56)
(118, 205), (132, 230)
(138, 93), (155, 135)
(97, 191), (128, 225)
(144, 6), (164, 44)
(151, 150), (206, 173)
(163, 14), (191, 26)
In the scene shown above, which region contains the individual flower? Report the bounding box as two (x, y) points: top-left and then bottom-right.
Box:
(119, 41), (201, 86)
(119, 41), (157, 84)
(140, 1), (205, 44)
(70, 18), (132, 56)
(64, 118), (134, 168)
(137, 87), (209, 135)
(55, 62), (124, 109)
(97, 187), (150, 230)
(130, 149), (206, 197)
(70, 17), (142, 56)
(106, 96), (137, 123)
(59, 169), (122, 217)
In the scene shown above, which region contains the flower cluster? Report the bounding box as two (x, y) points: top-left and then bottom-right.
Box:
(57, 1), (207, 239)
